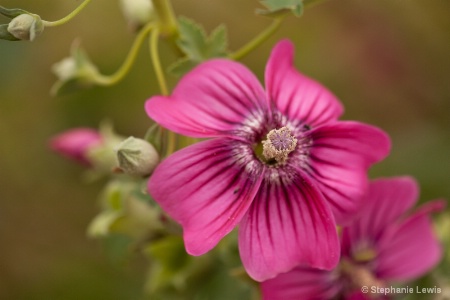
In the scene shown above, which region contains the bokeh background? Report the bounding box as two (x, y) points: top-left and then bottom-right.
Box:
(1, 0), (449, 299)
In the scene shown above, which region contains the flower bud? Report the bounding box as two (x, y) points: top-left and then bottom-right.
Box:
(50, 42), (102, 96)
(52, 57), (77, 82)
(50, 128), (102, 166)
(87, 179), (163, 239)
(116, 137), (159, 177)
(119, 0), (154, 30)
(7, 13), (44, 41)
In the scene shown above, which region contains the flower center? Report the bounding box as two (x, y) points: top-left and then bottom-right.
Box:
(261, 127), (297, 165)
(340, 259), (385, 298)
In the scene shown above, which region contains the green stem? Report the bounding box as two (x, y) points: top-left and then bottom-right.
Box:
(151, 0), (178, 37)
(229, 17), (284, 60)
(166, 130), (176, 156)
(148, 22), (177, 155)
(95, 23), (155, 86)
(42, 0), (92, 27)
(149, 27), (169, 96)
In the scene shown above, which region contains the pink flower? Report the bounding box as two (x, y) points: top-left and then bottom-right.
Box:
(145, 40), (391, 281)
(50, 128), (101, 165)
(261, 177), (445, 299)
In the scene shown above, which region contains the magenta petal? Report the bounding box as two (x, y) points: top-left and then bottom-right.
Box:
(265, 40), (344, 127)
(146, 59), (267, 139)
(305, 121), (391, 224)
(148, 139), (264, 255)
(345, 291), (374, 300)
(375, 200), (445, 281)
(261, 267), (341, 300)
(49, 128), (101, 165)
(238, 169), (339, 281)
(341, 177), (419, 256)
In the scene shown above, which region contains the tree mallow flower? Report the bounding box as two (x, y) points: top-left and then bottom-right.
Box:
(145, 40), (391, 281)
(261, 177), (445, 299)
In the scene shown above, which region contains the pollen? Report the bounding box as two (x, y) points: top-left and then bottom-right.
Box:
(262, 127), (297, 165)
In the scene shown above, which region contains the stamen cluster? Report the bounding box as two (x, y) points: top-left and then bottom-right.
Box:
(262, 126), (297, 165)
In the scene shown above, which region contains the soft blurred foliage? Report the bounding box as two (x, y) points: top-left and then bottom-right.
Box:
(0, 0), (449, 299)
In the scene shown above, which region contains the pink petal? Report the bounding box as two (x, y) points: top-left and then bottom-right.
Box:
(375, 200), (445, 281)
(49, 128), (101, 165)
(304, 121), (391, 225)
(265, 40), (344, 127)
(238, 169), (339, 281)
(341, 177), (419, 256)
(148, 139), (264, 255)
(261, 267), (341, 300)
(345, 291), (374, 300)
(146, 59), (267, 139)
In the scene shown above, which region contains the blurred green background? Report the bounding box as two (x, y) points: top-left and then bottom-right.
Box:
(0, 0), (449, 299)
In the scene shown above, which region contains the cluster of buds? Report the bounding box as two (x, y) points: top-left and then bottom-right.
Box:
(50, 124), (159, 178)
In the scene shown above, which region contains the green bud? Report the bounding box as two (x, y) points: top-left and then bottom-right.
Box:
(119, 0), (154, 30)
(116, 137), (159, 177)
(7, 13), (44, 41)
(52, 57), (77, 81)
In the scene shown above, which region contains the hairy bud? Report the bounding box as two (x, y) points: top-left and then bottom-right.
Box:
(116, 137), (159, 177)
(7, 13), (44, 41)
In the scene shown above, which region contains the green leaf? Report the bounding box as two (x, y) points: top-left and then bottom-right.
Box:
(167, 57), (198, 77)
(177, 17), (208, 61)
(0, 24), (19, 41)
(144, 235), (193, 293)
(0, 6), (29, 19)
(260, 0), (302, 10)
(168, 17), (228, 76)
(206, 24), (228, 58)
(146, 236), (190, 272)
(258, 0), (304, 17)
(144, 235), (259, 300)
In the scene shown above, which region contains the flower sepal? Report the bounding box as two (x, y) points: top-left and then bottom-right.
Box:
(257, 0), (304, 18)
(0, 6), (29, 19)
(0, 24), (19, 41)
